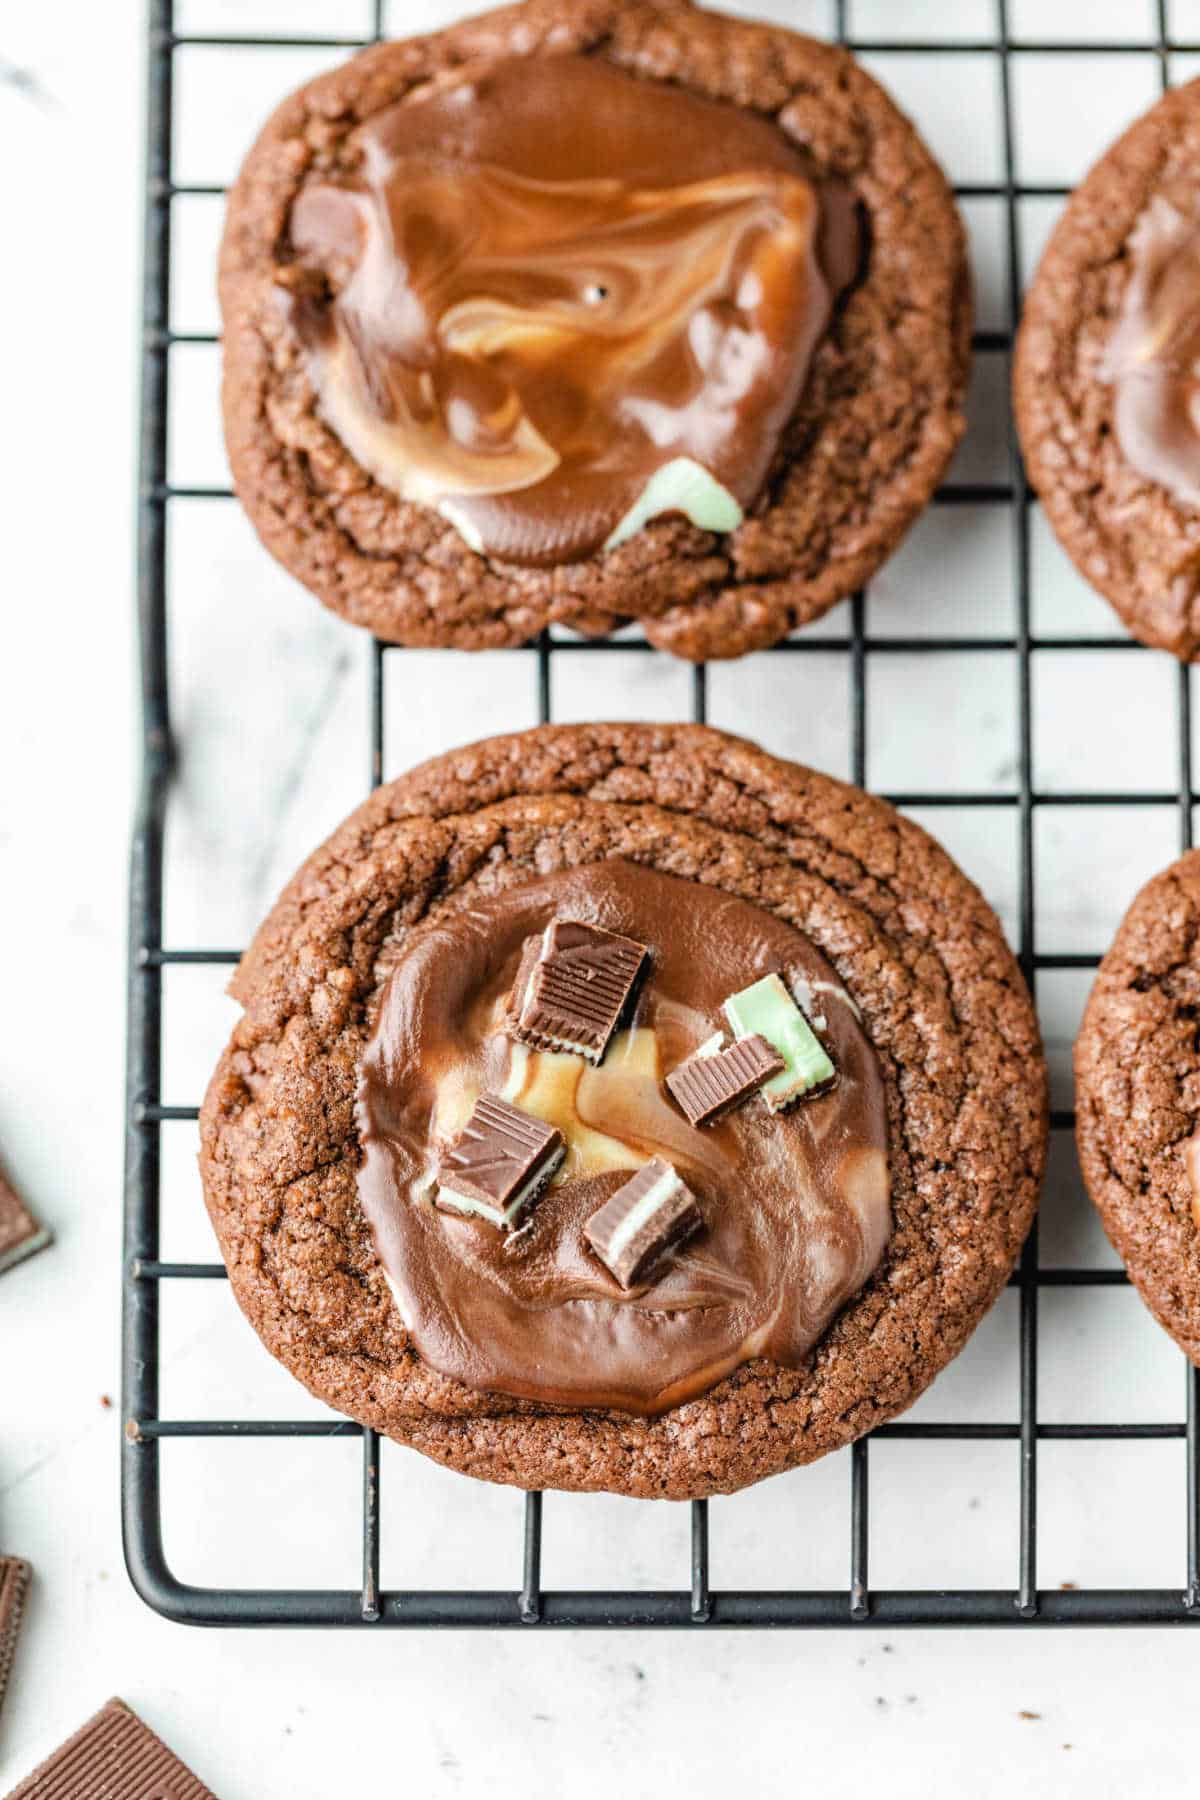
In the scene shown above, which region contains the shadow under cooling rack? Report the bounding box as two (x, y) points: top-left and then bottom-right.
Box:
(123, 0), (1200, 1628)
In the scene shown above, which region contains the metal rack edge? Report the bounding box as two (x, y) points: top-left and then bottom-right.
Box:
(121, 0), (1200, 1632)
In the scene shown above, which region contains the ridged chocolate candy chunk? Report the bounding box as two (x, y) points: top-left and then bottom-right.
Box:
(437, 1095), (564, 1228)
(585, 1158), (703, 1288)
(511, 918), (648, 1063)
(7, 1697), (217, 1799)
(0, 1556), (29, 1721)
(666, 1034), (784, 1126)
(0, 1163), (51, 1277)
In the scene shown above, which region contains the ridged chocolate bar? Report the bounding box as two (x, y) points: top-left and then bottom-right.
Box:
(585, 1158), (702, 1288)
(511, 919), (648, 1063)
(0, 1164), (51, 1278)
(0, 1557), (29, 1723)
(437, 1094), (564, 1227)
(7, 1697), (217, 1799)
(666, 1033), (784, 1126)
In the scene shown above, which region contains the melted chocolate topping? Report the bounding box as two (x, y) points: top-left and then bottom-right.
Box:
(356, 861), (890, 1415)
(1104, 188), (1200, 506)
(286, 53), (859, 566)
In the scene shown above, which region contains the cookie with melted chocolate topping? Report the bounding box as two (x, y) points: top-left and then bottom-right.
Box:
(200, 723), (1046, 1499)
(1016, 78), (1200, 658)
(219, 0), (969, 661)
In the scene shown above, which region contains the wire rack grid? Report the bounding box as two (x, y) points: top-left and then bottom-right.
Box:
(123, 0), (1200, 1628)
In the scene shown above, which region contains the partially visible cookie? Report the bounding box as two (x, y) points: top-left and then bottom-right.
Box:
(219, 0), (970, 662)
(1076, 850), (1200, 1363)
(1016, 79), (1200, 658)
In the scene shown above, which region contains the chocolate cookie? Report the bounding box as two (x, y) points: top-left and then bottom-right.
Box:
(219, 0), (970, 662)
(199, 724), (1045, 1498)
(1076, 851), (1200, 1364)
(1015, 79), (1200, 658)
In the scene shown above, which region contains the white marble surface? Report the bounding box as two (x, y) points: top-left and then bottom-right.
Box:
(4, 2), (1200, 1794)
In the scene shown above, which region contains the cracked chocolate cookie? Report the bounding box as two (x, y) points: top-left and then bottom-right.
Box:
(218, 0), (970, 662)
(1076, 850), (1200, 1364)
(1015, 78), (1200, 658)
(200, 724), (1045, 1498)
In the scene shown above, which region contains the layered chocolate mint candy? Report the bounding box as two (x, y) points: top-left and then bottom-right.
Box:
(436, 1094), (564, 1228)
(585, 1159), (703, 1289)
(723, 973), (837, 1111)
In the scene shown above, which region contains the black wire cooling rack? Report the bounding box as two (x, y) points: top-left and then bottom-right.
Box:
(123, 0), (1200, 1628)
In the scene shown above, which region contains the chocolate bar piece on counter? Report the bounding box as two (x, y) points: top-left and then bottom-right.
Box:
(0, 1557), (30, 1723)
(6, 1696), (218, 1799)
(666, 1032), (784, 1126)
(510, 919), (648, 1063)
(585, 1157), (702, 1288)
(436, 1094), (564, 1228)
(722, 973), (836, 1112)
(1182, 1130), (1200, 1231)
(0, 1163), (52, 1277)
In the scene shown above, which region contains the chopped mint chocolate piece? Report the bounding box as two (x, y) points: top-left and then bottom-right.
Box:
(436, 1095), (564, 1228)
(510, 918), (649, 1064)
(667, 1033), (785, 1127)
(722, 973), (835, 1112)
(584, 1157), (703, 1288)
(603, 457), (743, 551)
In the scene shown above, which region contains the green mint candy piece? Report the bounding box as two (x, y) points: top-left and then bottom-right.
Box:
(722, 973), (835, 1112)
(603, 457), (744, 552)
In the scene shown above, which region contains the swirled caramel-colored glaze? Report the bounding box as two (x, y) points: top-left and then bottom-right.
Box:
(1104, 189), (1200, 506)
(287, 53), (859, 565)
